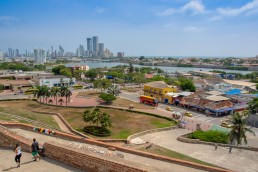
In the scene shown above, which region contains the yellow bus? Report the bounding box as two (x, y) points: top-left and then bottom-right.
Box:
(24, 88), (38, 95)
(73, 84), (83, 89)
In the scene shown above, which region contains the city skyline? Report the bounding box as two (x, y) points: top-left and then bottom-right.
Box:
(0, 0), (258, 57)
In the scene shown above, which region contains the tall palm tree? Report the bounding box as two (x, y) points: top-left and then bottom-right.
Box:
(33, 86), (44, 104)
(60, 86), (72, 106)
(41, 85), (49, 104)
(58, 98), (64, 106)
(248, 97), (258, 114)
(51, 87), (60, 106)
(228, 112), (255, 145)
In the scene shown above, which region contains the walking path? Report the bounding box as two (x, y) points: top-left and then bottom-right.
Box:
(52, 115), (72, 133)
(0, 147), (82, 172)
(138, 129), (258, 172)
(10, 128), (205, 172)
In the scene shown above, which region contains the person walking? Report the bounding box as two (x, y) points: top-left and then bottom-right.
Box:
(13, 143), (22, 167)
(31, 138), (41, 161)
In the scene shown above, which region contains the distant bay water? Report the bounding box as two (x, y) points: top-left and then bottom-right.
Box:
(65, 61), (252, 74)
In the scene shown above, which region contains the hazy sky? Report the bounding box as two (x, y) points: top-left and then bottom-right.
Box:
(0, 0), (258, 57)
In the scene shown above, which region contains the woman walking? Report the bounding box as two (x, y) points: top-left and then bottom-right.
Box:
(13, 143), (22, 167)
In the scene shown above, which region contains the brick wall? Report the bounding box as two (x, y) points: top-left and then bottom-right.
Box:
(0, 122), (232, 172)
(0, 125), (32, 152)
(44, 142), (147, 172)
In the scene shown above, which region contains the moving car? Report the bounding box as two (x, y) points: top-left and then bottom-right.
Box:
(221, 121), (232, 128)
(172, 112), (182, 119)
(166, 107), (173, 111)
(184, 111), (193, 117)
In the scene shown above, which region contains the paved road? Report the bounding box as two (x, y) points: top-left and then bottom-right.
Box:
(0, 147), (82, 172)
(10, 128), (205, 172)
(139, 129), (258, 172)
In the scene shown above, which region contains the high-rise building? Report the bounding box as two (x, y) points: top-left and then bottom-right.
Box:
(34, 48), (46, 64)
(51, 46), (54, 59)
(59, 45), (65, 58)
(117, 52), (125, 58)
(0, 51), (4, 61)
(98, 43), (104, 57)
(34, 48), (39, 62)
(8, 48), (13, 57)
(15, 49), (19, 57)
(92, 36), (99, 57)
(78, 45), (85, 57)
(86, 38), (92, 57)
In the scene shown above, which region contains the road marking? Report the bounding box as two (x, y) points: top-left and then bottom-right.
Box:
(206, 118), (216, 122)
(193, 115), (202, 118)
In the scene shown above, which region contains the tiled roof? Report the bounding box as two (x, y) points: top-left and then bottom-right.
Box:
(144, 81), (168, 89)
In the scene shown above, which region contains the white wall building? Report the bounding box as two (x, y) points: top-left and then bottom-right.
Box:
(38, 76), (76, 88)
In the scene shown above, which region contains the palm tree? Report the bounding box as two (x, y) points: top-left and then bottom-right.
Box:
(33, 86), (44, 104)
(83, 110), (93, 125)
(228, 112), (255, 145)
(51, 87), (60, 106)
(99, 112), (112, 129)
(41, 85), (49, 104)
(48, 99), (53, 104)
(58, 98), (64, 105)
(60, 86), (72, 106)
(248, 97), (258, 114)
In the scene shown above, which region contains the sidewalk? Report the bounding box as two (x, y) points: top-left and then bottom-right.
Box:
(0, 147), (82, 172)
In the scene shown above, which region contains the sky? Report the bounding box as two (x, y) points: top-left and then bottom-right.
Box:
(0, 0), (258, 57)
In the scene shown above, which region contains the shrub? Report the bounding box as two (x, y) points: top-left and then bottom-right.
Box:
(189, 130), (228, 144)
(83, 126), (112, 137)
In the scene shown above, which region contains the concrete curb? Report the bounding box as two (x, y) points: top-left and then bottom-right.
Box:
(127, 126), (177, 144)
(177, 134), (258, 152)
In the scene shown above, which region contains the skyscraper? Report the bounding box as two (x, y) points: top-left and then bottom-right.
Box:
(92, 36), (99, 57)
(98, 43), (104, 57)
(86, 38), (92, 57)
(34, 48), (39, 62)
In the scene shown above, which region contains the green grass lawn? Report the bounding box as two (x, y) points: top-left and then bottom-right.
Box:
(138, 145), (221, 168)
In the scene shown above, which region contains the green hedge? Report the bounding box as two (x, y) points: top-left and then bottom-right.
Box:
(189, 130), (228, 144)
(83, 126), (112, 137)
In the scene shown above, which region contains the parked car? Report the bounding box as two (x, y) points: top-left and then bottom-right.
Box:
(14, 92), (19, 95)
(221, 121), (232, 128)
(184, 111), (193, 117)
(166, 106), (173, 111)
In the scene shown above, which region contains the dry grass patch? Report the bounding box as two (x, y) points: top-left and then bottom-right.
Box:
(0, 100), (173, 139)
(112, 97), (152, 109)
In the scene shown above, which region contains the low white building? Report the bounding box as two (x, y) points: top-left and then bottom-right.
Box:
(38, 76), (76, 87)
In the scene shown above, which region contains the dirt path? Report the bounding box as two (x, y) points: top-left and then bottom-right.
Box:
(52, 115), (72, 133)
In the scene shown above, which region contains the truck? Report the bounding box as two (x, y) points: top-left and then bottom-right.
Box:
(139, 95), (158, 106)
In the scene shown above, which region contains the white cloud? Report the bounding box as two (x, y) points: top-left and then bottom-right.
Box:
(183, 26), (203, 32)
(217, 0), (258, 16)
(209, 15), (222, 21)
(95, 7), (105, 14)
(0, 16), (18, 26)
(157, 0), (205, 16)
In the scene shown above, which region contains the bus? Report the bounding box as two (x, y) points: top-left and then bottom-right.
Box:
(73, 84), (83, 90)
(139, 95), (158, 106)
(24, 88), (38, 95)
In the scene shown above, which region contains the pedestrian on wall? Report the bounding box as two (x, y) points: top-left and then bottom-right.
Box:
(31, 138), (41, 161)
(13, 143), (22, 168)
(229, 145), (232, 154)
(214, 143), (218, 151)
